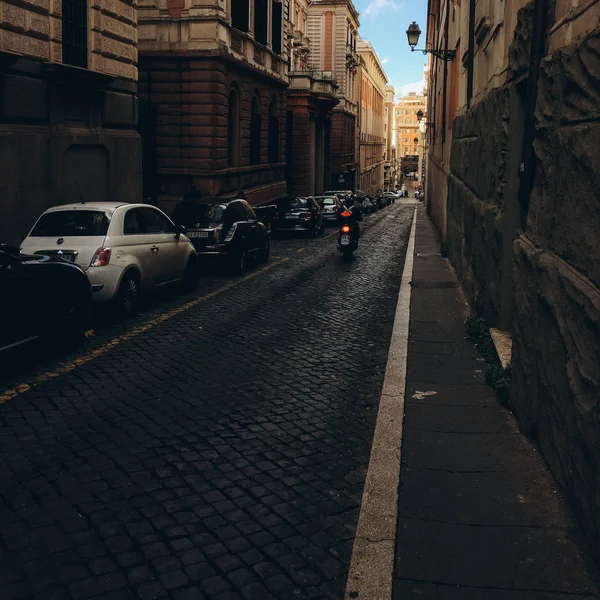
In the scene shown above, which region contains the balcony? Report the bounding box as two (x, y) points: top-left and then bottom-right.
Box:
(229, 28), (288, 82)
(288, 70), (338, 97)
(292, 29), (311, 52)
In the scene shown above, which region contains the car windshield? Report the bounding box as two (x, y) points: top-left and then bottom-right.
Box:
(281, 198), (308, 210)
(171, 203), (225, 228)
(30, 210), (110, 237)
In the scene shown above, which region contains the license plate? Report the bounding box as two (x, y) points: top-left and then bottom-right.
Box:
(340, 235), (350, 245)
(285, 215), (297, 220)
(188, 231), (209, 238)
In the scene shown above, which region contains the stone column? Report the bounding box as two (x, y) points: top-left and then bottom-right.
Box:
(315, 118), (325, 195)
(308, 117), (316, 195)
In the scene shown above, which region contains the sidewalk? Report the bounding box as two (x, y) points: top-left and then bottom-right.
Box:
(393, 206), (600, 598)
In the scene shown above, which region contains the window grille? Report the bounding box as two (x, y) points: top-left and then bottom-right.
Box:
(62, 0), (88, 68)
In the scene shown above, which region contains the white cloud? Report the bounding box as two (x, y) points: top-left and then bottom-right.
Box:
(396, 79), (426, 98)
(362, 0), (403, 19)
(381, 57), (389, 64)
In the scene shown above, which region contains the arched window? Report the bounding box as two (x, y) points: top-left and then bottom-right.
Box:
(414, 137), (419, 145)
(231, 0), (249, 31)
(250, 96), (262, 165)
(268, 101), (279, 163)
(227, 89), (240, 167)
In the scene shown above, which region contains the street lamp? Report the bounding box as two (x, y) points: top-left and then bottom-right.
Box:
(416, 109), (434, 128)
(406, 21), (456, 61)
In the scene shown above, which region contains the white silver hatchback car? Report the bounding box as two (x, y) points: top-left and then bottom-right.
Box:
(20, 202), (198, 315)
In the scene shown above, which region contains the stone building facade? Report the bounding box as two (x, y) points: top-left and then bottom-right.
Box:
(383, 84), (396, 189)
(356, 38), (386, 195)
(306, 0), (359, 191)
(395, 92), (426, 180)
(425, 0), (600, 561)
(0, 0), (141, 245)
(285, 0), (339, 197)
(138, 0), (289, 213)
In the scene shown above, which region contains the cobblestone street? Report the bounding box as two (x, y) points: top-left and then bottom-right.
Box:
(0, 204), (415, 600)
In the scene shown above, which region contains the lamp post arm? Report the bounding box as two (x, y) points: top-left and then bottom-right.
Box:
(410, 47), (456, 61)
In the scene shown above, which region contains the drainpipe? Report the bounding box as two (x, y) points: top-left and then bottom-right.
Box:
(467, 0), (475, 108)
(518, 0), (550, 229)
(441, 0), (450, 144)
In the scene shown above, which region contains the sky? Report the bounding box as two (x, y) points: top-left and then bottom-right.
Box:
(353, 0), (428, 99)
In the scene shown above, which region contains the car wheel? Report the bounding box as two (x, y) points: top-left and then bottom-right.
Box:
(260, 239), (270, 262)
(232, 250), (247, 274)
(182, 257), (199, 292)
(116, 271), (140, 317)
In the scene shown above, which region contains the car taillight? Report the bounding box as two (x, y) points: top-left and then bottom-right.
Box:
(305, 211), (312, 220)
(341, 225), (351, 234)
(214, 225), (223, 243)
(91, 247), (111, 267)
(224, 223), (237, 242)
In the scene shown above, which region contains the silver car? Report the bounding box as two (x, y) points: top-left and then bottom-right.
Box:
(20, 202), (198, 315)
(313, 196), (342, 223)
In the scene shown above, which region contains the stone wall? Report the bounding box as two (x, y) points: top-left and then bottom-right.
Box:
(138, 53), (287, 211)
(510, 26), (600, 559)
(446, 84), (511, 323)
(0, 54), (141, 245)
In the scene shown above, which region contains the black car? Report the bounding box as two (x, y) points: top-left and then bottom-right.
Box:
(0, 243), (92, 354)
(271, 196), (324, 237)
(171, 199), (269, 273)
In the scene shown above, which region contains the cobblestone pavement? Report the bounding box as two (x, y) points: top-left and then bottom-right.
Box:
(0, 204), (414, 600)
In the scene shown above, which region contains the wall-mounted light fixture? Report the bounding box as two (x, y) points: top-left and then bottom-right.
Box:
(406, 21), (456, 61)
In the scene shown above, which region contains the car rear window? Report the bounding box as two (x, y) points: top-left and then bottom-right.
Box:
(30, 210), (110, 237)
(281, 198), (308, 210)
(171, 203), (224, 228)
(321, 198), (336, 205)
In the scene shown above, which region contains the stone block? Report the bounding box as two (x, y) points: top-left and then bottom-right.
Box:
(1, 74), (46, 121)
(103, 91), (135, 126)
(3, 4), (27, 31)
(2, 30), (49, 60)
(29, 14), (50, 38)
(507, 0), (534, 81)
(511, 235), (600, 559)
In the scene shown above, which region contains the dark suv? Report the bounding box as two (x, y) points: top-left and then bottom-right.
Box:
(171, 199), (269, 273)
(271, 196), (324, 237)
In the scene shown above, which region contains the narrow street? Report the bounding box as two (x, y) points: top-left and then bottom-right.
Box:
(0, 204), (415, 600)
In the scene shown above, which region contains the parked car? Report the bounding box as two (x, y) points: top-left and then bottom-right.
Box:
(383, 192), (397, 203)
(313, 196), (342, 224)
(20, 202), (198, 316)
(171, 199), (269, 274)
(271, 196), (324, 237)
(325, 190), (353, 204)
(0, 243), (92, 353)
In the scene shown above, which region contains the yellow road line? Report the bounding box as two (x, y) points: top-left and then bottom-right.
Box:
(0, 259), (289, 404)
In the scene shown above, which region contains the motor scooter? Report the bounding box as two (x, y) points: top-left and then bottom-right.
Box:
(337, 210), (359, 258)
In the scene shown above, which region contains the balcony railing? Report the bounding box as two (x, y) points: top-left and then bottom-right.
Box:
(288, 69), (339, 96)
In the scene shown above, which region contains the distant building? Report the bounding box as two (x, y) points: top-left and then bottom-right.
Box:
(138, 0), (289, 212)
(306, 0), (360, 190)
(395, 92), (427, 179)
(384, 84), (396, 189)
(285, 0), (339, 197)
(0, 0), (141, 245)
(356, 38), (387, 194)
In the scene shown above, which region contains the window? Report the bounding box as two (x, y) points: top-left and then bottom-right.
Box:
(271, 0), (282, 54)
(232, 0), (249, 31)
(124, 208), (174, 235)
(227, 89), (240, 167)
(62, 0), (88, 68)
(404, 146), (409, 154)
(268, 101), (279, 163)
(31, 210), (109, 237)
(171, 204), (225, 229)
(254, 0), (268, 45)
(250, 96), (262, 165)
(414, 137), (419, 144)
(404, 137), (409, 143)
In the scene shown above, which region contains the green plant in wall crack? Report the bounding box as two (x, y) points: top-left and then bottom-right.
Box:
(440, 240), (449, 257)
(465, 313), (512, 408)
